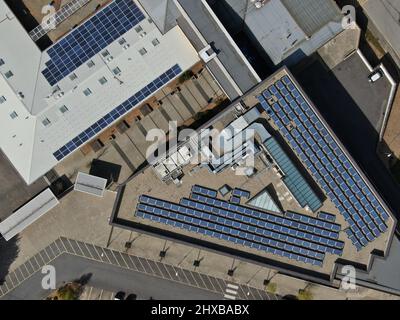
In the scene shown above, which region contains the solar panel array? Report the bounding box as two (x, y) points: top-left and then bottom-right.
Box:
(135, 186), (345, 267)
(191, 185), (218, 198)
(53, 64), (181, 161)
(264, 136), (322, 212)
(257, 74), (391, 250)
(229, 196), (241, 204)
(318, 212), (336, 223)
(232, 188), (251, 199)
(42, 0), (145, 85)
(344, 228), (363, 251)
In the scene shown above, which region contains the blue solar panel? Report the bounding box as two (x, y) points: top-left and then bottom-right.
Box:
(53, 64), (181, 161)
(229, 196), (241, 204)
(191, 185), (218, 198)
(136, 195), (328, 265)
(186, 194), (343, 250)
(232, 188), (251, 199)
(42, 0), (145, 85)
(258, 74), (391, 249)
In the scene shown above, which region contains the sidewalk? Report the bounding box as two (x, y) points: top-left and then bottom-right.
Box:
(5, 189), (399, 300)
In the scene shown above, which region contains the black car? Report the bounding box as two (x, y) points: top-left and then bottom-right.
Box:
(126, 293), (137, 300)
(114, 291), (126, 300)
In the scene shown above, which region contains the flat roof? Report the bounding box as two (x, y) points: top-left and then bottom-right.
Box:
(175, 0), (260, 93)
(212, 0), (343, 66)
(0, 0), (200, 184)
(362, 0), (400, 65)
(0, 188), (59, 240)
(111, 67), (396, 280)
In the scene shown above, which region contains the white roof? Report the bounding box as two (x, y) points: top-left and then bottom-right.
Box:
(0, 0), (200, 184)
(0, 188), (59, 240)
(74, 172), (108, 197)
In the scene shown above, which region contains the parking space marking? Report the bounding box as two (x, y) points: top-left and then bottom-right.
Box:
(25, 259), (36, 273)
(13, 268), (24, 283)
(155, 262), (172, 280)
(34, 252), (45, 267)
(76, 241), (93, 259)
(131, 256), (147, 273)
(181, 269), (198, 287)
(30, 255), (41, 271)
(113, 251), (128, 269)
(103, 248), (118, 265)
(0, 237), (279, 300)
(40, 249), (51, 264)
(118, 252), (132, 269)
(54, 238), (66, 253)
(148, 260), (163, 277)
(205, 275), (218, 292)
(86, 243), (101, 261)
(19, 263), (30, 279)
(94, 246), (110, 264)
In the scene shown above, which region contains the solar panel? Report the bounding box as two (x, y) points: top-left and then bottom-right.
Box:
(258, 75), (391, 249)
(229, 196), (241, 204)
(318, 212), (336, 222)
(191, 185), (218, 198)
(53, 64), (181, 161)
(232, 188), (251, 199)
(42, 0), (145, 85)
(136, 196), (327, 265)
(143, 193), (344, 257)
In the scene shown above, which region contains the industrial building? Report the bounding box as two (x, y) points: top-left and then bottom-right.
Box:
(0, 0), (200, 185)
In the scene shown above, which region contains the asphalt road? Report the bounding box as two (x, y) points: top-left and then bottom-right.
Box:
(2, 254), (223, 300)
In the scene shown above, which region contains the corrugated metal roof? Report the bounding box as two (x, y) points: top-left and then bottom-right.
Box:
(281, 0), (341, 37)
(0, 188), (59, 241)
(74, 172), (108, 197)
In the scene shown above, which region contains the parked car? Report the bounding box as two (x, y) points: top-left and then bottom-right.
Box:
(114, 291), (126, 300)
(126, 293), (137, 300)
(368, 69), (383, 83)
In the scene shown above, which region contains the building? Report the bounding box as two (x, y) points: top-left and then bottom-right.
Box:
(361, 0), (400, 68)
(0, 0), (200, 185)
(202, 0), (344, 67)
(111, 67), (396, 284)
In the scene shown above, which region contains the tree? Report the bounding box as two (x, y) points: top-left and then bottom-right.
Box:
(297, 283), (314, 300)
(49, 282), (83, 300)
(266, 282), (277, 294)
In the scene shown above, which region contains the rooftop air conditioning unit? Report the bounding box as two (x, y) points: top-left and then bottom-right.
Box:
(123, 44), (130, 50)
(54, 91), (64, 99)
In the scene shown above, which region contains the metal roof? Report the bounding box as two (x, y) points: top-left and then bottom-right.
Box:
(281, 0), (341, 37)
(0, 188), (59, 240)
(0, 0), (199, 184)
(74, 172), (108, 197)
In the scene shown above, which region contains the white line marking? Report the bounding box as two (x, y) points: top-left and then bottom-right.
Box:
(225, 288), (237, 295)
(224, 294), (236, 300)
(227, 283), (239, 290)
